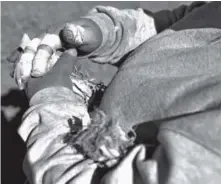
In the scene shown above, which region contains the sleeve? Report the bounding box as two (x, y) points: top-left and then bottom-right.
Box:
(144, 1), (206, 33)
(18, 86), (92, 184)
(136, 108), (221, 184)
(82, 6), (157, 65)
(100, 108), (221, 184)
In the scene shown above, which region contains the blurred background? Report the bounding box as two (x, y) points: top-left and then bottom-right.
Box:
(1, 1), (191, 183)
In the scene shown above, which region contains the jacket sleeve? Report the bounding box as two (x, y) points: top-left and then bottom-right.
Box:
(136, 108), (221, 184)
(18, 86), (92, 184)
(82, 6), (157, 65)
(144, 1), (206, 33)
(99, 108), (221, 184)
(79, 3), (206, 65)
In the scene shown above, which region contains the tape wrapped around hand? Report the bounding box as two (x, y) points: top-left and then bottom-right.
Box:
(61, 23), (85, 47)
(11, 33), (60, 89)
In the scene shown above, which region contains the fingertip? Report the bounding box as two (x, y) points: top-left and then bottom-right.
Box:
(16, 75), (25, 90)
(19, 33), (31, 50)
(14, 63), (24, 90)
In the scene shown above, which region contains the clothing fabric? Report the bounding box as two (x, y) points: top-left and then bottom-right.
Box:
(18, 2), (221, 184)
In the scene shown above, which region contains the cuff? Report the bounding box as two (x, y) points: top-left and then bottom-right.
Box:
(29, 86), (84, 106)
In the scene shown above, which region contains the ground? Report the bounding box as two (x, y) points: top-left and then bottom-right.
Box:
(1, 2), (190, 183)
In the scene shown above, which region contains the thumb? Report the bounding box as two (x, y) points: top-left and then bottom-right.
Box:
(49, 48), (77, 76)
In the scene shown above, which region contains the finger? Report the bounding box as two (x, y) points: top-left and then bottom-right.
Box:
(7, 49), (23, 64)
(46, 52), (60, 72)
(14, 63), (24, 89)
(32, 34), (62, 77)
(19, 33), (32, 50)
(7, 33), (31, 63)
(21, 38), (41, 76)
(14, 37), (41, 89)
(56, 160), (96, 184)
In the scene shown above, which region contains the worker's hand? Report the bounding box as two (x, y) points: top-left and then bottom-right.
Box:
(25, 49), (77, 100)
(8, 19), (102, 89)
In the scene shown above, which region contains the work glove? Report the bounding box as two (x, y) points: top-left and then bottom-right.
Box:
(23, 47), (132, 168)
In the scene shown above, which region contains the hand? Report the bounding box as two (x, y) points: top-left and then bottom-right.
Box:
(54, 159), (98, 184)
(8, 19), (102, 89)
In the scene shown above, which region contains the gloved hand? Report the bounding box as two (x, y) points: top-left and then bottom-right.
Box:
(25, 49), (77, 100)
(8, 18), (102, 89)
